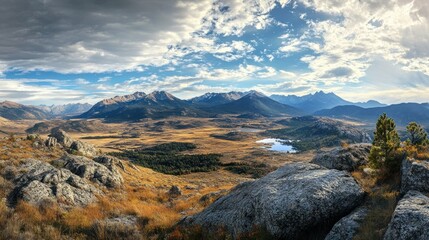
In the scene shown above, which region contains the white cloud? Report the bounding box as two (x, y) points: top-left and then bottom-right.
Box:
(0, 79), (90, 104)
(294, 0), (429, 85)
(97, 77), (111, 83)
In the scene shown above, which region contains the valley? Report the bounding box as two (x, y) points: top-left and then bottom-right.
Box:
(0, 90), (428, 239)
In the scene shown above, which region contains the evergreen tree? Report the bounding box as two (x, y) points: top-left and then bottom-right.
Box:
(406, 122), (429, 147)
(369, 113), (400, 169)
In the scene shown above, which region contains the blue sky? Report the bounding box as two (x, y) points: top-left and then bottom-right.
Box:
(0, 0), (428, 104)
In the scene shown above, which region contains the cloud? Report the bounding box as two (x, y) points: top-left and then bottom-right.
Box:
(0, 79), (90, 104)
(97, 77), (111, 83)
(0, 0), (286, 74)
(0, 0), (213, 73)
(295, 0), (429, 85)
(1, 0), (428, 104)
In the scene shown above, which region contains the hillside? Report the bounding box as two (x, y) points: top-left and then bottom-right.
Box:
(209, 91), (302, 117)
(26, 119), (110, 134)
(0, 101), (50, 120)
(315, 103), (429, 127)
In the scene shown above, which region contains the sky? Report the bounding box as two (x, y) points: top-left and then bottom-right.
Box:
(0, 0), (428, 105)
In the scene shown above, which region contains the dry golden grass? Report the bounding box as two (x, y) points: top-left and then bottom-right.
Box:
(0, 117), (318, 239)
(352, 165), (400, 240)
(351, 170), (378, 192)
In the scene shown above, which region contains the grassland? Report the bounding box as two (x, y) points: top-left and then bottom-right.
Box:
(0, 116), (327, 239)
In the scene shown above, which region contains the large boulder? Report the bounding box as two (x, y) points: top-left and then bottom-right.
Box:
(93, 155), (125, 172)
(49, 128), (98, 157)
(325, 207), (368, 240)
(70, 140), (98, 157)
(55, 155), (123, 188)
(50, 128), (74, 148)
(183, 162), (365, 239)
(400, 158), (429, 194)
(311, 144), (371, 171)
(384, 191), (429, 240)
(9, 159), (101, 207)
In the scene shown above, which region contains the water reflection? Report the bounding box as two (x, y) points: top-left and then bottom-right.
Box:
(256, 138), (297, 153)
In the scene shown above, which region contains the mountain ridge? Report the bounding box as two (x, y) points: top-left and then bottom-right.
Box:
(271, 91), (386, 113)
(315, 103), (429, 126)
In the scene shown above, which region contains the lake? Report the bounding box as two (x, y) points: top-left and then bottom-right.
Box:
(256, 138), (297, 153)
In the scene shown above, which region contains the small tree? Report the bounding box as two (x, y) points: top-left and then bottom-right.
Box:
(406, 122), (429, 147)
(369, 113), (400, 170)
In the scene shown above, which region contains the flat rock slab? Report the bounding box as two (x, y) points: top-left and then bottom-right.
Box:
(183, 162), (365, 239)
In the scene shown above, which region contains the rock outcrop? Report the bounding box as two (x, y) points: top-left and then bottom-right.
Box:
(48, 128), (98, 157)
(311, 144), (371, 171)
(9, 159), (101, 207)
(183, 162), (365, 239)
(54, 155), (123, 188)
(400, 158), (429, 194)
(325, 207), (368, 240)
(313, 118), (372, 143)
(384, 191), (429, 240)
(69, 140), (98, 157)
(50, 128), (74, 148)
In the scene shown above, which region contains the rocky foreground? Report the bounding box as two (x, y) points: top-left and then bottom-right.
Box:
(183, 162), (365, 238)
(182, 148), (429, 239)
(3, 129), (429, 239)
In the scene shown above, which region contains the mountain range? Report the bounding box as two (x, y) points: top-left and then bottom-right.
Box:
(79, 91), (210, 121)
(315, 103), (429, 127)
(1, 90), (429, 127)
(270, 91), (386, 113)
(207, 91), (302, 117)
(35, 103), (92, 117)
(79, 90), (301, 121)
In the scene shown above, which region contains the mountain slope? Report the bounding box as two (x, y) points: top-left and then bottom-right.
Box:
(79, 91), (209, 121)
(209, 91), (302, 117)
(271, 91), (385, 113)
(0, 101), (50, 120)
(315, 103), (429, 126)
(189, 91), (246, 107)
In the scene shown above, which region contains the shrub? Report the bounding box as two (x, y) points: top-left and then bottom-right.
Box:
(369, 113), (401, 172)
(406, 122), (429, 147)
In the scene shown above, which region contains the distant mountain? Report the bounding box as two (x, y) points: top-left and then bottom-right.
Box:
(315, 103), (429, 127)
(79, 91), (209, 121)
(209, 91), (302, 117)
(0, 101), (50, 120)
(35, 103), (93, 117)
(353, 100), (387, 108)
(189, 91), (246, 106)
(270, 91), (385, 113)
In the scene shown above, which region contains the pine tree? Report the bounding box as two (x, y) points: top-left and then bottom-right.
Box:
(406, 122), (429, 147)
(369, 113), (400, 169)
